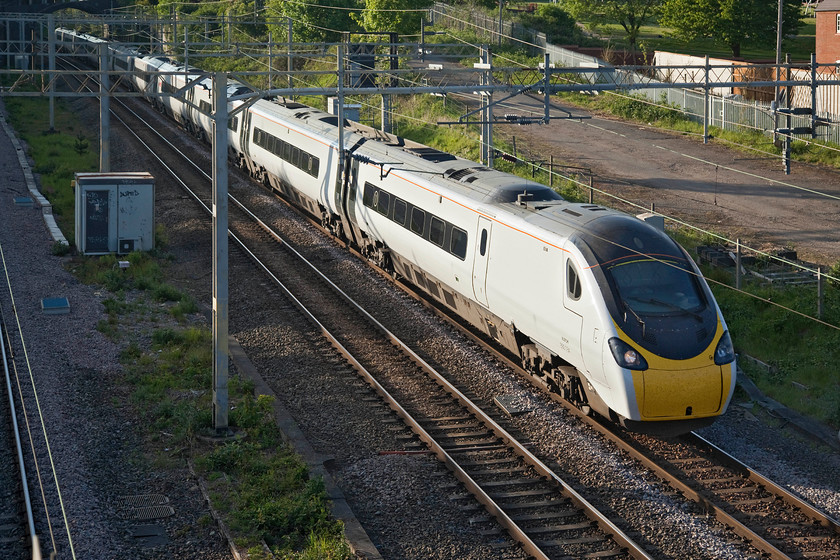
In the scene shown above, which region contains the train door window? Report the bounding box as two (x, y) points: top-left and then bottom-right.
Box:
(228, 116), (238, 132)
(429, 217), (445, 247)
(479, 229), (488, 256)
(376, 190), (390, 216)
(567, 260), (582, 301)
(450, 227), (467, 260)
(393, 198), (407, 226)
(410, 207), (425, 236)
(362, 183), (375, 207)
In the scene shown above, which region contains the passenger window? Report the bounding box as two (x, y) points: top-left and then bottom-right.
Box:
(377, 190), (390, 216)
(430, 217), (445, 246)
(410, 207), (425, 235)
(450, 227), (467, 259)
(362, 183), (375, 208)
(393, 199), (407, 226)
(567, 260), (582, 300)
(479, 229), (488, 256)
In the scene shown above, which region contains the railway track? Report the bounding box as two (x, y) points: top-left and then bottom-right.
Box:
(61, 57), (840, 559)
(395, 277), (840, 559)
(93, 80), (650, 558)
(0, 245), (45, 560)
(622, 431), (840, 559)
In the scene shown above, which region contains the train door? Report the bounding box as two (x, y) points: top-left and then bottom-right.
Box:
(333, 155), (359, 245)
(472, 216), (492, 307)
(563, 253), (604, 384)
(239, 109), (252, 160)
(346, 159), (360, 227)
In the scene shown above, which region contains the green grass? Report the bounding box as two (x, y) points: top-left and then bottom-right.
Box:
(589, 19), (816, 63)
(671, 226), (840, 428)
(3, 92), (352, 558)
(3, 96), (98, 239)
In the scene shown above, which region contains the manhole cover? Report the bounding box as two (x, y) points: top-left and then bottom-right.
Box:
(117, 495), (174, 521)
(131, 524), (168, 548)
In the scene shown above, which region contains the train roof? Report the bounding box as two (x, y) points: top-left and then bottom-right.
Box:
(347, 122), (661, 245)
(246, 99), (660, 247)
(250, 99), (356, 141)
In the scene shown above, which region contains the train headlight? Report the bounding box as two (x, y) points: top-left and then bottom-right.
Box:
(714, 331), (735, 365)
(608, 338), (648, 370)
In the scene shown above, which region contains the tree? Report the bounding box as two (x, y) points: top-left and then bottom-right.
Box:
(659, 0), (802, 58)
(562, 0), (663, 48)
(520, 4), (584, 46)
(265, 0), (361, 43)
(351, 0), (432, 36)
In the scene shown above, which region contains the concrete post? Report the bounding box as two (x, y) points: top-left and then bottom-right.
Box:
(48, 15), (55, 132)
(99, 43), (110, 172)
(212, 72), (230, 434)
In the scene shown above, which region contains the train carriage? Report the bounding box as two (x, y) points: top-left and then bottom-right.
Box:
(240, 101), (342, 218)
(55, 27), (737, 434)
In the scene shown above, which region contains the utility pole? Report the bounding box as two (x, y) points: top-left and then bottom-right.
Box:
(479, 46), (493, 166)
(497, 0), (504, 46)
(212, 72), (230, 434)
(47, 14), (55, 132)
(99, 44), (110, 172)
(773, 0), (783, 146)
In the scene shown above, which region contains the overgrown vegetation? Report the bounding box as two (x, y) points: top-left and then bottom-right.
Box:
(671, 227), (840, 428)
(3, 95), (97, 239)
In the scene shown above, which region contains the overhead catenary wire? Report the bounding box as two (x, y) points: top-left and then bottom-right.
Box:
(55, 20), (840, 332)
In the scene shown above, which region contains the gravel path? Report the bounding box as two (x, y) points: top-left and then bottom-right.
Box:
(0, 101), (230, 559)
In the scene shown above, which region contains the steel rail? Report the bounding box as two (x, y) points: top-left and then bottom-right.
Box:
(361, 268), (840, 560)
(395, 286), (821, 560)
(0, 246), (42, 560)
(217, 205), (653, 560)
(63, 48), (839, 560)
(77, 66), (654, 558)
(687, 432), (840, 533)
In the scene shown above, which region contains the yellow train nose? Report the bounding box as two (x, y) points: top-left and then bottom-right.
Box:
(636, 365), (726, 418)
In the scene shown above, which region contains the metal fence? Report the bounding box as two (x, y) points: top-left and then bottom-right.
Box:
(430, 3), (840, 146)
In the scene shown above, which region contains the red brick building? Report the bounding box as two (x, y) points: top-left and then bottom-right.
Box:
(816, 0), (840, 65)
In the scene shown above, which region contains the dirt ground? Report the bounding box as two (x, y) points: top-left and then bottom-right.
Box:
(492, 92), (840, 267)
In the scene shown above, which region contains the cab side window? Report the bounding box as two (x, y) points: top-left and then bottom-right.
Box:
(567, 260), (582, 300)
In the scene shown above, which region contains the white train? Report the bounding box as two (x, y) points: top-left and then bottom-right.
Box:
(56, 29), (737, 434)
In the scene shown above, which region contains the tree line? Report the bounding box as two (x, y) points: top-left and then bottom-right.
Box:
(139, 0), (804, 59)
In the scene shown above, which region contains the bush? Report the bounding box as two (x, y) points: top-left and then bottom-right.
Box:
(520, 4), (585, 45)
